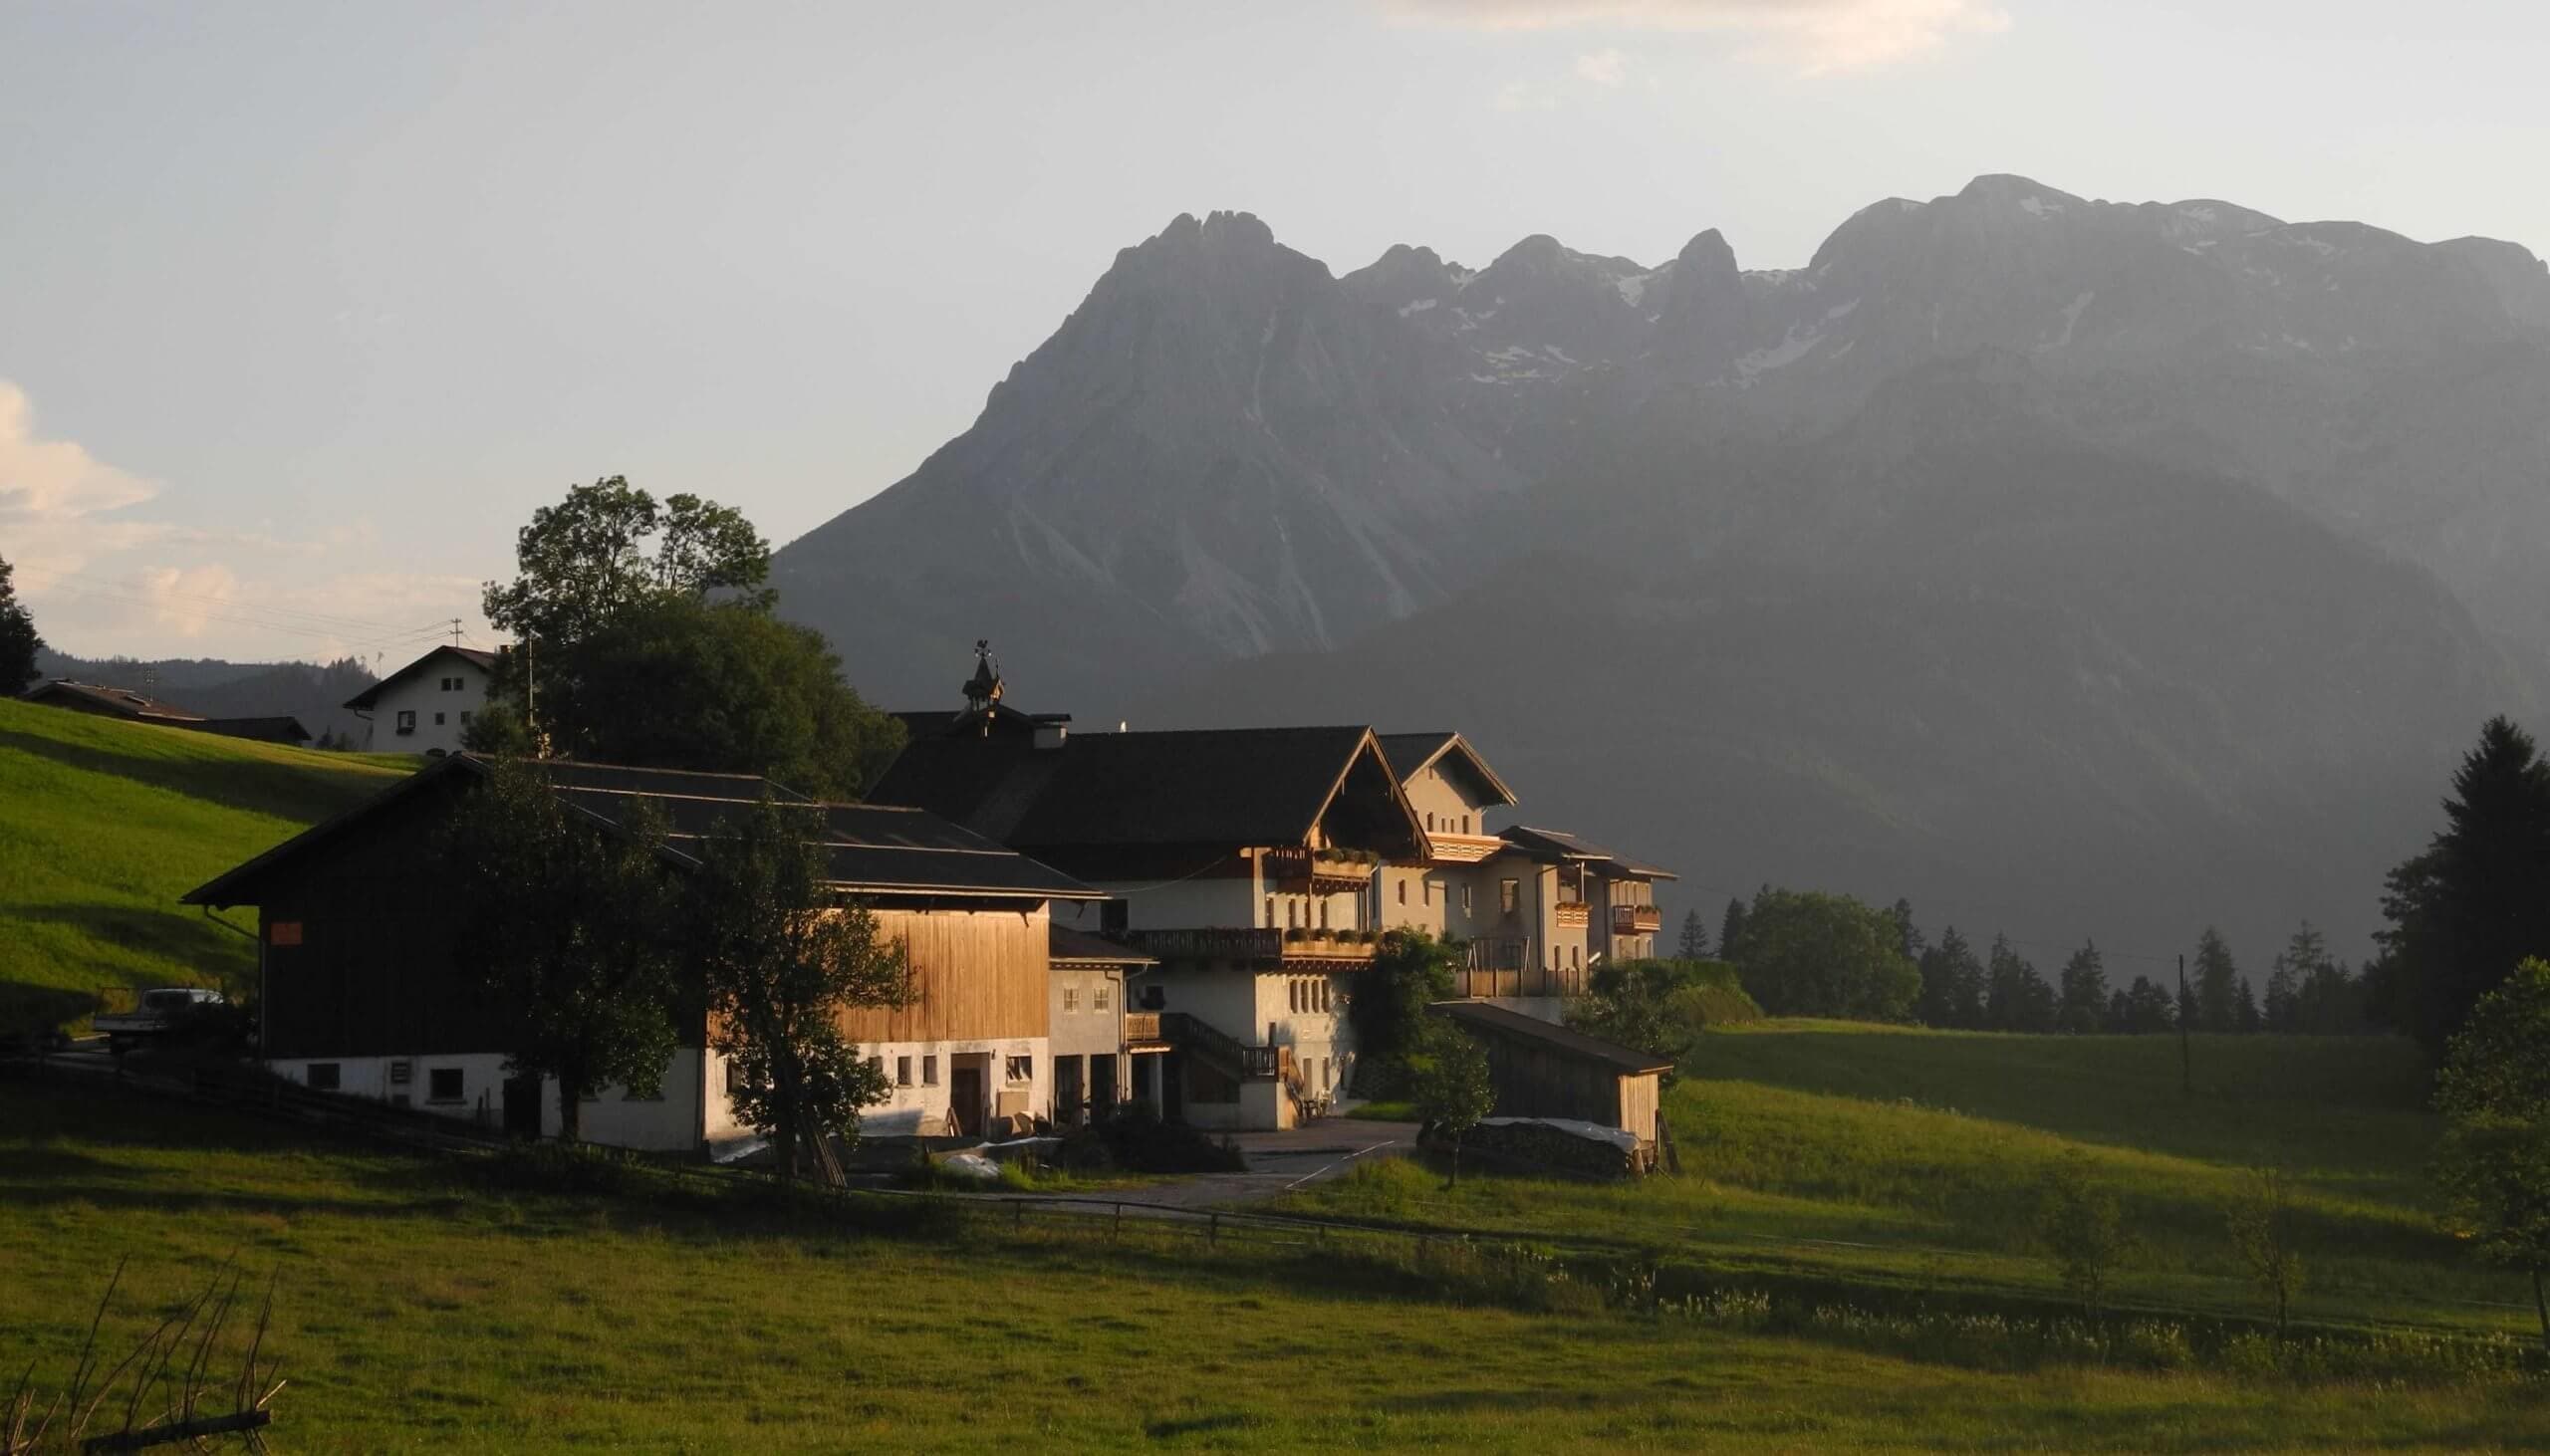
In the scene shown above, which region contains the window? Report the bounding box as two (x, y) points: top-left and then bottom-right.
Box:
(1462, 815), (1472, 834)
(1005, 1056), (1034, 1085)
(432, 712), (446, 726)
(1321, 1057), (1332, 1089)
(1426, 812), (1435, 831)
(1318, 898), (1330, 930)
(1396, 880), (1406, 905)
(1422, 881), (1433, 905)
(868, 1054), (885, 1078)
(1320, 980), (1332, 1013)
(1063, 986), (1079, 1013)
(1094, 984), (1111, 1011)
(1461, 884), (1473, 916)
(459, 711), (473, 725)
(394, 710), (415, 736)
(306, 1063), (341, 1092)
(922, 1055), (939, 1087)
(1500, 879), (1520, 915)
(427, 1068), (463, 1103)
(1289, 981), (1301, 1014)
(388, 1060), (412, 1086)
(895, 1056), (912, 1088)
(1287, 899), (1299, 929)
(1265, 895), (1276, 927)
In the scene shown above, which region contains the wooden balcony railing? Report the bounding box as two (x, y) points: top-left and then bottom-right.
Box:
(1613, 904), (1662, 935)
(1125, 926), (1379, 967)
(1554, 901), (1590, 929)
(1264, 847), (1382, 894)
(1453, 963), (1585, 999)
(1423, 831), (1505, 863)
(1122, 1012), (1162, 1045)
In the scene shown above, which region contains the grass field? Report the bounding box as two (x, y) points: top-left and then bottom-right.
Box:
(1284, 1020), (2531, 1341)
(7, 1083), (2548, 1453)
(0, 697), (411, 1032)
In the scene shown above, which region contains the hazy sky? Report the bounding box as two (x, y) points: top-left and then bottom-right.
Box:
(4, 0), (2542, 664)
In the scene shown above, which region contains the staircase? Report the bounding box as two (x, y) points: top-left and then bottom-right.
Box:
(1157, 1012), (1281, 1081)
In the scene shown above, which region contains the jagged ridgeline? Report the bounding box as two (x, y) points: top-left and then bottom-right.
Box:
(771, 176), (2550, 954)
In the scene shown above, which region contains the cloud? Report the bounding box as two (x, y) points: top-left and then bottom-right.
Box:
(0, 378), (486, 662)
(1387, 0), (2012, 75)
(1574, 48), (1630, 86)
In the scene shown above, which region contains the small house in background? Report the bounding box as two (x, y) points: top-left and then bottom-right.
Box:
(344, 644), (496, 757)
(19, 679), (311, 747)
(1425, 999), (1672, 1169)
(181, 754), (1100, 1155)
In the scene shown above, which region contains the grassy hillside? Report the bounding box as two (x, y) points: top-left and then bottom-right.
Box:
(1286, 1021), (2520, 1338)
(6, 1083), (2543, 1453)
(0, 697), (412, 1031)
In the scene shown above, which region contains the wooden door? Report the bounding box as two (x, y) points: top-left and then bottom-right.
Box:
(950, 1067), (984, 1137)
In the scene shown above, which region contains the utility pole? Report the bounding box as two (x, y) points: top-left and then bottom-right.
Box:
(2177, 952), (2191, 1095)
(449, 616), (462, 647)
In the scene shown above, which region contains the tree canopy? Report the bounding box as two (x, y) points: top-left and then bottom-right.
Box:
(0, 554), (42, 689)
(1348, 929), (1462, 1093)
(2431, 958), (2550, 1350)
(1733, 888), (1920, 1021)
(481, 477), (771, 651)
(2377, 717), (2550, 1055)
(439, 759), (684, 1142)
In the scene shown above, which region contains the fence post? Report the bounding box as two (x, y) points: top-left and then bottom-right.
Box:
(1114, 1202), (1124, 1240)
(1013, 1199), (1024, 1232)
(1209, 1211), (1220, 1246)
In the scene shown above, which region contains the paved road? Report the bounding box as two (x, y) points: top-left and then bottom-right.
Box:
(1037, 1117), (1416, 1210)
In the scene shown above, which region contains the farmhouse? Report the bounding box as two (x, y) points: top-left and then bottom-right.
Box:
(20, 678), (312, 746)
(181, 753), (1100, 1153)
(1047, 924), (1156, 1126)
(344, 644), (495, 757)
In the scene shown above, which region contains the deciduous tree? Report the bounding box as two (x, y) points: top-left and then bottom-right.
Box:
(2037, 1150), (2131, 1320)
(441, 759), (683, 1142)
(2226, 1167), (2307, 1338)
(2431, 959), (2550, 1351)
(687, 798), (909, 1182)
(1410, 1019), (1495, 1188)
(1349, 929), (1462, 1093)
(1735, 888), (1920, 1022)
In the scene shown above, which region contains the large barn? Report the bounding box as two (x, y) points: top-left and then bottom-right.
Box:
(181, 754), (1099, 1154)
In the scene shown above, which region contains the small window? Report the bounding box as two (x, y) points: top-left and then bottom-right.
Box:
(1462, 816), (1472, 834)
(1063, 986), (1079, 1014)
(1396, 880), (1406, 905)
(1461, 885), (1473, 916)
(388, 1060), (412, 1086)
(895, 1056), (912, 1088)
(1265, 895), (1276, 927)
(1422, 881), (1433, 905)
(1426, 812), (1435, 831)
(427, 1068), (463, 1103)
(1288, 981), (1301, 1014)
(394, 710), (416, 735)
(922, 1056), (938, 1087)
(1321, 981), (1332, 1013)
(1318, 898), (1330, 930)
(306, 1063), (341, 1092)
(1005, 1056), (1034, 1085)
(1500, 879), (1520, 915)
(432, 712), (446, 726)
(868, 1054), (885, 1077)
(1093, 984), (1111, 1011)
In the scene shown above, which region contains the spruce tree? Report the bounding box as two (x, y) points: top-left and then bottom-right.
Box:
(2237, 976), (2263, 1034)
(1986, 935), (2056, 1032)
(1889, 897), (1925, 962)
(0, 554), (42, 689)
(1718, 897), (1750, 965)
(2269, 923), (2329, 1035)
(2124, 975), (2174, 1034)
(2380, 717), (2550, 1054)
(1916, 925), (1985, 1029)
(2193, 926), (2242, 1033)
(2057, 941), (2109, 1034)
(1677, 908), (1711, 961)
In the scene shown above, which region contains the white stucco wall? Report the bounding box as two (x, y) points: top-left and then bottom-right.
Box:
(362, 660), (489, 757)
(846, 1035), (1049, 1137)
(266, 1048), (706, 1153)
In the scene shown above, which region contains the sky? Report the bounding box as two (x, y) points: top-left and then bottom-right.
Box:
(3, 0), (2544, 666)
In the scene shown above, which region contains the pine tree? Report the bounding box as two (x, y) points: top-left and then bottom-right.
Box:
(1676, 908), (1711, 961)
(2269, 923), (2329, 1035)
(2057, 941), (2109, 1034)
(1718, 897), (1750, 965)
(2236, 976), (2263, 1034)
(1986, 935), (2056, 1032)
(2193, 926), (2242, 1033)
(1889, 897), (1925, 962)
(2124, 975), (2175, 1034)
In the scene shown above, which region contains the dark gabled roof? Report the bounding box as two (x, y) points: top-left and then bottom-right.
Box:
(343, 644), (500, 711)
(1049, 925), (1157, 966)
(1497, 825), (1675, 880)
(22, 679), (204, 721)
(871, 725), (1426, 858)
(182, 753), (1098, 907)
(891, 703), (1069, 743)
(1378, 730), (1519, 808)
(1428, 1000), (1675, 1075)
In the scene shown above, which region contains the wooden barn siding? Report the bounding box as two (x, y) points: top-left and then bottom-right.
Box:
(1474, 1030), (1622, 1128)
(1618, 1072), (1659, 1143)
(256, 782), (525, 1060)
(835, 907), (1049, 1044)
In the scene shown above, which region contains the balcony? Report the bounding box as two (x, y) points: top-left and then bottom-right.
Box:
(1554, 900), (1590, 929)
(1125, 926), (1380, 968)
(1122, 1012), (1166, 1048)
(1455, 941), (1583, 999)
(1264, 847), (1382, 895)
(1423, 831), (1505, 864)
(1613, 904), (1662, 935)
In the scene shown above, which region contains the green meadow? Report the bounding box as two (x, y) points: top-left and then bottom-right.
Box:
(1292, 1020), (2526, 1338)
(0, 696), (411, 1032)
(7, 1083), (2548, 1453)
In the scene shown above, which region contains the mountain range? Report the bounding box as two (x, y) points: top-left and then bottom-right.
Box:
(771, 175), (2550, 961)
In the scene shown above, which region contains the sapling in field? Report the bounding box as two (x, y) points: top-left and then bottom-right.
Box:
(2036, 1149), (2131, 1321)
(1411, 1020), (1494, 1189)
(2226, 1166), (2306, 1338)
